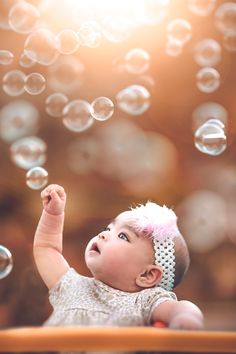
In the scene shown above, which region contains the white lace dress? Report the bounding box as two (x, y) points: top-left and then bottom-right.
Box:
(44, 268), (177, 353)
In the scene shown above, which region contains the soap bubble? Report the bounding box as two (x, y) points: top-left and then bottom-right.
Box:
(188, 0), (216, 16)
(116, 85), (151, 115)
(56, 29), (79, 55)
(194, 119), (227, 156)
(0, 50), (14, 65)
(78, 21), (102, 48)
(19, 52), (36, 68)
(8, 1), (40, 34)
(45, 93), (69, 117)
(91, 97), (114, 121)
(0, 245), (13, 280)
(196, 67), (220, 93)
(0, 100), (39, 143)
(10, 136), (47, 169)
(2, 69), (26, 96)
(26, 166), (48, 190)
(194, 38), (221, 67)
(24, 28), (59, 66)
(62, 100), (94, 132)
(124, 48), (150, 75)
(167, 18), (192, 45)
(24, 72), (46, 95)
(215, 2), (236, 35)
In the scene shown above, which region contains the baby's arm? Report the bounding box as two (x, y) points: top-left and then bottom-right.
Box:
(151, 299), (204, 330)
(33, 184), (70, 290)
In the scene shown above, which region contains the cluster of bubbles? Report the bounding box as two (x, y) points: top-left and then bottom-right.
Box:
(0, 1), (234, 196)
(0, 0), (235, 278)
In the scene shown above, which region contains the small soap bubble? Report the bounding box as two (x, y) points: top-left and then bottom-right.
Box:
(215, 2), (236, 35)
(167, 18), (192, 45)
(11, 136), (47, 169)
(196, 67), (220, 93)
(2, 69), (25, 96)
(56, 29), (79, 55)
(8, 1), (40, 34)
(124, 48), (150, 75)
(165, 38), (183, 56)
(26, 166), (48, 190)
(24, 73), (46, 95)
(78, 21), (102, 48)
(19, 52), (36, 68)
(24, 28), (59, 66)
(62, 100), (94, 132)
(45, 93), (69, 117)
(116, 85), (151, 116)
(194, 38), (221, 67)
(91, 97), (114, 121)
(194, 119), (227, 156)
(223, 31), (236, 52)
(0, 50), (14, 65)
(0, 245), (13, 280)
(188, 0), (216, 16)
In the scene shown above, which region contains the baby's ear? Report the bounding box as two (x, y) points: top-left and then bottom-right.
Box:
(135, 265), (163, 288)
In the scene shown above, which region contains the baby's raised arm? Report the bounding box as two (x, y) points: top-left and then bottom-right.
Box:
(33, 184), (70, 290)
(151, 299), (204, 330)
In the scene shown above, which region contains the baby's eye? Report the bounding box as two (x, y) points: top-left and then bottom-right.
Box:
(104, 226), (111, 231)
(118, 232), (129, 242)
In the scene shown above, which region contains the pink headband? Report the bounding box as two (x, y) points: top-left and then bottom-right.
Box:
(129, 202), (180, 291)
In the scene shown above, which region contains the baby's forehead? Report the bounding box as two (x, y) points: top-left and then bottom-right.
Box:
(115, 210), (136, 223)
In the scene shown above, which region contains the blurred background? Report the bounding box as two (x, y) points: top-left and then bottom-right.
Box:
(0, 0), (236, 331)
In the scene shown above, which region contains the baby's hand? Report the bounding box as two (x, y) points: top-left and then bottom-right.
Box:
(41, 184), (66, 215)
(169, 313), (204, 330)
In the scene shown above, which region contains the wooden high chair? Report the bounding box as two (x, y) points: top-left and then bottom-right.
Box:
(0, 323), (236, 353)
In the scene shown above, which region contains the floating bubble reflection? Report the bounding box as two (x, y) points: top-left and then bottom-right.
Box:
(10, 136), (47, 169)
(91, 97), (114, 121)
(62, 100), (94, 132)
(116, 85), (151, 116)
(0, 50), (14, 65)
(0, 245), (13, 280)
(26, 166), (48, 190)
(45, 92), (69, 117)
(2, 69), (25, 97)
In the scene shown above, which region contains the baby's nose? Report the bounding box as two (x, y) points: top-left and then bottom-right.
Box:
(98, 232), (107, 240)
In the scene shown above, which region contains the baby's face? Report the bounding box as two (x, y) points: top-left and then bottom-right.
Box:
(85, 211), (154, 292)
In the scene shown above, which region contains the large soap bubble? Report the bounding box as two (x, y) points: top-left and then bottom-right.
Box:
(10, 136), (47, 169)
(62, 100), (94, 132)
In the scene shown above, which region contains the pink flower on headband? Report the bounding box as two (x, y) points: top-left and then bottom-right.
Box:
(129, 202), (180, 242)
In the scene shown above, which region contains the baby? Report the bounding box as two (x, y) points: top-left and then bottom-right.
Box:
(34, 184), (203, 330)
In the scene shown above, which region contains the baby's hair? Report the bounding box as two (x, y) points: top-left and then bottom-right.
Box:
(127, 202), (190, 290)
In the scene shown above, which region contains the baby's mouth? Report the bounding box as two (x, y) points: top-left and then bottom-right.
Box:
(91, 242), (100, 253)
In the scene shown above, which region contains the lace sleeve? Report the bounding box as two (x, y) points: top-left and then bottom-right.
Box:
(48, 268), (83, 309)
(141, 286), (177, 325)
